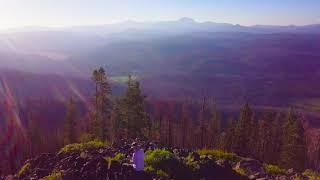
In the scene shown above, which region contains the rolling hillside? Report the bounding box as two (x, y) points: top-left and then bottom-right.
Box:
(0, 19), (320, 109)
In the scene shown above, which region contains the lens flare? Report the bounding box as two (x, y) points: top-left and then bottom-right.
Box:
(0, 77), (25, 131)
(66, 79), (92, 110)
(0, 76), (27, 169)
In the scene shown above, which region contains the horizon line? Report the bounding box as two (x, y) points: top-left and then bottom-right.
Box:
(1, 17), (319, 32)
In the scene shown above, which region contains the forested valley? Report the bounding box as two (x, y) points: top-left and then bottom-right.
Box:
(1, 67), (314, 179)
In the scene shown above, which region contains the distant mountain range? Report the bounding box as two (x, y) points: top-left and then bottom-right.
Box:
(2, 17), (320, 34)
(0, 18), (320, 109)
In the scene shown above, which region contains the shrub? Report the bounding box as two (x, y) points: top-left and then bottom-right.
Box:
(196, 149), (240, 163)
(59, 140), (105, 153)
(303, 169), (320, 179)
(17, 163), (31, 177)
(156, 169), (169, 177)
(234, 167), (247, 176)
(184, 153), (200, 170)
(144, 166), (169, 177)
(264, 164), (286, 174)
(144, 166), (156, 172)
(144, 149), (176, 170)
(104, 152), (125, 162)
(83, 140), (105, 149)
(113, 153), (125, 161)
(145, 149), (190, 179)
(43, 170), (62, 180)
(104, 153), (125, 167)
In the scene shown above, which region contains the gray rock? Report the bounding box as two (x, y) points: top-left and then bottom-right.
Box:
(275, 175), (287, 180)
(4, 175), (17, 180)
(216, 159), (232, 170)
(286, 168), (295, 176)
(236, 158), (265, 175)
(249, 174), (256, 179)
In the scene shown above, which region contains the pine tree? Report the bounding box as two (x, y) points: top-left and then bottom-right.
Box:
(270, 112), (284, 164)
(167, 102), (175, 147)
(248, 114), (259, 157)
(198, 97), (208, 148)
(177, 101), (196, 148)
(63, 97), (77, 144)
(180, 102), (189, 148)
(153, 101), (165, 144)
(26, 112), (42, 156)
(223, 118), (235, 152)
(122, 75), (149, 139)
(149, 118), (161, 141)
(233, 102), (253, 156)
(280, 108), (307, 170)
(144, 114), (153, 140)
(91, 67), (112, 141)
(257, 111), (274, 161)
(110, 98), (125, 142)
(208, 101), (221, 148)
(316, 135), (320, 169)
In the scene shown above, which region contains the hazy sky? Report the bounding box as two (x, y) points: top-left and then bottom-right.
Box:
(1, 0), (320, 29)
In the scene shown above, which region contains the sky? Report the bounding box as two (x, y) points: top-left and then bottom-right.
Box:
(0, 0), (320, 30)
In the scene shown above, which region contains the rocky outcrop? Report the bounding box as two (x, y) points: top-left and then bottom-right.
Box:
(236, 158), (265, 175)
(235, 158), (309, 180)
(16, 150), (152, 180)
(4, 140), (309, 180)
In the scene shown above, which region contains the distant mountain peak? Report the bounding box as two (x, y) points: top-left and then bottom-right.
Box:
(178, 17), (196, 23)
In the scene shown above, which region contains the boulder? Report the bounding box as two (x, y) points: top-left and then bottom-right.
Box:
(249, 172), (266, 179)
(3, 175), (18, 180)
(236, 158), (265, 175)
(216, 159), (232, 170)
(197, 158), (247, 180)
(31, 168), (50, 179)
(285, 168), (295, 176)
(275, 175), (287, 180)
(189, 152), (200, 161)
(96, 158), (109, 179)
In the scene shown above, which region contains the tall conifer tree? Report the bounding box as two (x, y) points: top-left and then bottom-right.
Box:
(280, 108), (307, 170)
(110, 98), (126, 142)
(270, 112), (284, 164)
(208, 101), (221, 148)
(122, 75), (149, 139)
(91, 67), (112, 141)
(257, 111), (274, 161)
(233, 102), (253, 156)
(223, 118), (235, 152)
(63, 97), (77, 144)
(181, 102), (190, 148)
